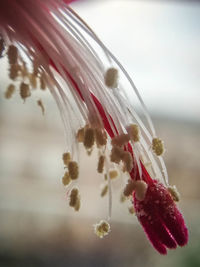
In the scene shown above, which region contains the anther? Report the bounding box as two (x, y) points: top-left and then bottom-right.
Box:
(95, 128), (107, 147)
(37, 99), (45, 115)
(40, 73), (46, 90)
(20, 82), (31, 101)
(109, 169), (118, 179)
(128, 206), (135, 214)
(9, 64), (20, 80)
(135, 180), (148, 201)
(111, 134), (130, 147)
(94, 220), (110, 238)
(62, 152), (71, 166)
(4, 84), (15, 99)
(104, 68), (119, 88)
(84, 127), (95, 149)
(29, 73), (37, 88)
(68, 161), (79, 180)
(168, 185), (180, 202)
(110, 145), (124, 164)
(152, 137), (165, 156)
(7, 45), (18, 65)
(97, 155), (105, 173)
(69, 188), (80, 211)
(123, 179), (136, 197)
(76, 127), (85, 143)
(101, 184), (108, 197)
(122, 151), (133, 172)
(0, 37), (4, 57)
(62, 172), (71, 186)
(127, 124), (140, 142)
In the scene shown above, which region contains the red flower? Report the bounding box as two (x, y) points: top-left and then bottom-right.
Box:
(134, 179), (188, 254)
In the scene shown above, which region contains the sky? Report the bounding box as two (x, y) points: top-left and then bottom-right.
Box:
(72, 0), (200, 122)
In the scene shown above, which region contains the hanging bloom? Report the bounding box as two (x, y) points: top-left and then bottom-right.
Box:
(0, 0), (188, 254)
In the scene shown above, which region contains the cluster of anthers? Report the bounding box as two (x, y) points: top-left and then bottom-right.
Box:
(0, 0), (188, 254)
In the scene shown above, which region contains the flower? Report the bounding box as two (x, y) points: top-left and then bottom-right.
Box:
(0, 0), (188, 254)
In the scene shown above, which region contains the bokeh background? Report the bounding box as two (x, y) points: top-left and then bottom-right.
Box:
(0, 0), (200, 266)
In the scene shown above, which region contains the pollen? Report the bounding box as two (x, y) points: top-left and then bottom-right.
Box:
(127, 124), (140, 142)
(168, 185), (180, 202)
(110, 145), (124, 164)
(104, 67), (119, 88)
(4, 84), (15, 99)
(111, 134), (130, 147)
(94, 220), (110, 238)
(83, 127), (95, 149)
(95, 128), (107, 147)
(109, 169), (118, 179)
(62, 152), (71, 166)
(122, 151), (133, 172)
(97, 155), (105, 173)
(123, 179), (136, 197)
(7, 45), (18, 65)
(20, 82), (31, 101)
(135, 180), (148, 201)
(37, 99), (45, 115)
(62, 172), (71, 186)
(152, 137), (165, 156)
(101, 184), (108, 197)
(68, 161), (79, 180)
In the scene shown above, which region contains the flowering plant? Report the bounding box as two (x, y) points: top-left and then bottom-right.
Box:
(0, 0), (188, 254)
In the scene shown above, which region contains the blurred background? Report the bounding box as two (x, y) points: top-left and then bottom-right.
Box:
(0, 0), (200, 266)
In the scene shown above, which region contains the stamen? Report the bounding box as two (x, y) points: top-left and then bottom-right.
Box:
(97, 155), (105, 173)
(168, 185), (180, 202)
(123, 179), (136, 197)
(128, 206), (135, 215)
(76, 127), (85, 143)
(127, 124), (140, 142)
(94, 220), (110, 238)
(109, 169), (118, 179)
(0, 37), (4, 57)
(95, 128), (107, 147)
(4, 84), (15, 99)
(152, 137), (165, 156)
(83, 127), (95, 149)
(68, 161), (79, 180)
(110, 145), (124, 164)
(7, 45), (18, 65)
(20, 82), (31, 101)
(40, 72), (46, 90)
(62, 152), (71, 166)
(111, 134), (130, 147)
(69, 188), (80, 211)
(135, 180), (148, 201)
(122, 151), (133, 172)
(104, 68), (118, 88)
(101, 184), (108, 197)
(62, 171), (71, 186)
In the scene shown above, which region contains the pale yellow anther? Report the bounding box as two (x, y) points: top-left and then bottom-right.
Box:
(7, 45), (18, 65)
(37, 99), (45, 115)
(62, 172), (71, 186)
(135, 180), (148, 201)
(123, 179), (136, 197)
(84, 127), (95, 149)
(110, 145), (124, 164)
(168, 185), (180, 202)
(62, 152), (71, 166)
(152, 137), (165, 156)
(40, 73), (46, 90)
(97, 155), (105, 173)
(127, 124), (140, 142)
(94, 220), (110, 238)
(20, 62), (28, 78)
(101, 184), (108, 197)
(20, 82), (31, 101)
(109, 169), (118, 179)
(95, 128), (107, 147)
(76, 127), (85, 143)
(33, 60), (39, 76)
(111, 134), (130, 147)
(104, 68), (118, 88)
(122, 151), (133, 172)
(128, 206), (135, 215)
(29, 73), (37, 88)
(68, 161), (79, 180)
(9, 64), (20, 80)
(4, 84), (15, 99)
